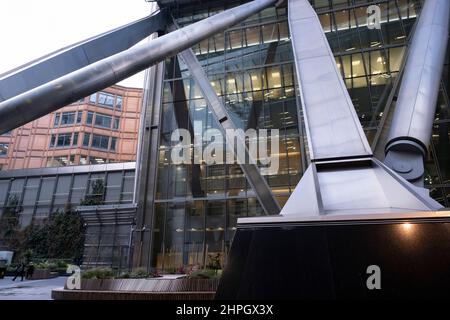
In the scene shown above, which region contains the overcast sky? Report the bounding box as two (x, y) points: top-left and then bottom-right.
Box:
(0, 0), (155, 88)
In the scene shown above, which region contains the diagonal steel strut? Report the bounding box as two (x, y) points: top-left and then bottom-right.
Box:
(178, 48), (281, 215)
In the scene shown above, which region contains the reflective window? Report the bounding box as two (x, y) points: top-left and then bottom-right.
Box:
(49, 134), (56, 147)
(98, 92), (115, 108)
(73, 132), (79, 146)
(94, 113), (112, 129)
(83, 133), (91, 147)
(76, 111), (83, 124)
(60, 112), (76, 126)
(110, 137), (117, 151)
(89, 92), (122, 111)
(91, 134), (110, 150)
(0, 143), (8, 156)
(113, 118), (120, 130)
(116, 95), (123, 110)
(56, 133), (72, 147)
(47, 155), (75, 167)
(54, 113), (60, 127)
(80, 155), (88, 165)
(87, 112), (94, 125)
(89, 157), (107, 165)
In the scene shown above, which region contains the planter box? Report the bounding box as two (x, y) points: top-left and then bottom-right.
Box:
(30, 269), (59, 280)
(53, 278), (219, 300)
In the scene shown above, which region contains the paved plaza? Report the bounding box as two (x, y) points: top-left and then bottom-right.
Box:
(0, 277), (66, 300)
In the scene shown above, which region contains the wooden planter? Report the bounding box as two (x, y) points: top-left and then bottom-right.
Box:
(52, 278), (219, 300)
(30, 269), (59, 280)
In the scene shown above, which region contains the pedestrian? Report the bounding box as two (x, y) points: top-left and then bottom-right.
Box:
(12, 262), (25, 282)
(26, 262), (35, 280)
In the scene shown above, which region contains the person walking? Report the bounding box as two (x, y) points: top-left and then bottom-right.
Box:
(12, 262), (25, 281)
(25, 263), (35, 280)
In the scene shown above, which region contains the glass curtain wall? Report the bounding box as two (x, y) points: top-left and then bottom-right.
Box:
(154, 1), (300, 272)
(150, 0), (450, 272)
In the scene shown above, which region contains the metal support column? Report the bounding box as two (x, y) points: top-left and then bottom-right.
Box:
(384, 0), (450, 186)
(133, 61), (165, 270)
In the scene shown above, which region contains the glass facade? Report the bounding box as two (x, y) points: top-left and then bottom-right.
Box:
(147, 0), (450, 273)
(0, 163), (136, 272)
(152, 1), (300, 272)
(0, 164), (136, 226)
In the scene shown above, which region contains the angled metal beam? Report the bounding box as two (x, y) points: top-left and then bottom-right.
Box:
(288, 0), (372, 161)
(167, 57), (204, 197)
(178, 48), (281, 215)
(384, 0), (450, 186)
(0, 0), (277, 135)
(278, 0), (442, 218)
(0, 10), (168, 102)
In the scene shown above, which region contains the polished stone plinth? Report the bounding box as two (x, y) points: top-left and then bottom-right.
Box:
(216, 213), (450, 299)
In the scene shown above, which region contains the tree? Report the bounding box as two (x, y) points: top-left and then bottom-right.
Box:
(80, 179), (105, 206)
(22, 205), (86, 264)
(0, 195), (22, 252)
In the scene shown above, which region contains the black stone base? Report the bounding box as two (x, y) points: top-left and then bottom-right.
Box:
(216, 217), (450, 299)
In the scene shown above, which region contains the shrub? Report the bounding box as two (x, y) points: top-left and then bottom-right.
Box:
(129, 268), (150, 279)
(33, 259), (68, 273)
(82, 268), (114, 280)
(119, 268), (163, 279)
(188, 269), (221, 279)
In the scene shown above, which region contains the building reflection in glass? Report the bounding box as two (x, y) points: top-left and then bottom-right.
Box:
(149, 0), (449, 273)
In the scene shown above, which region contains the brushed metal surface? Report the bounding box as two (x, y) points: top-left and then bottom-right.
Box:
(387, 0), (450, 149)
(288, 0), (372, 161)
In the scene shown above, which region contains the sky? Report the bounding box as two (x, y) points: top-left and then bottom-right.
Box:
(0, 0), (155, 88)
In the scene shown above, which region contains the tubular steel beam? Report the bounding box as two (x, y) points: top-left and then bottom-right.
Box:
(384, 0), (450, 185)
(0, 10), (167, 102)
(0, 0), (277, 135)
(178, 48), (281, 215)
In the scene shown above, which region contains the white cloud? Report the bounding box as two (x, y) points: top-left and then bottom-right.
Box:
(0, 0), (154, 88)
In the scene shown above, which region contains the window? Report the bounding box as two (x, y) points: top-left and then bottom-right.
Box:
(0, 143), (9, 156)
(46, 157), (53, 167)
(113, 118), (120, 130)
(89, 93), (97, 104)
(73, 132), (79, 146)
(76, 112), (83, 124)
(110, 137), (117, 151)
(87, 112), (94, 125)
(90, 157), (107, 165)
(56, 133), (72, 147)
(61, 112), (76, 126)
(83, 133), (91, 147)
(116, 95), (123, 110)
(47, 155), (75, 167)
(80, 155), (88, 165)
(54, 113), (60, 127)
(91, 134), (110, 150)
(94, 113), (112, 129)
(50, 134), (56, 147)
(98, 92), (115, 108)
(89, 91), (122, 110)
